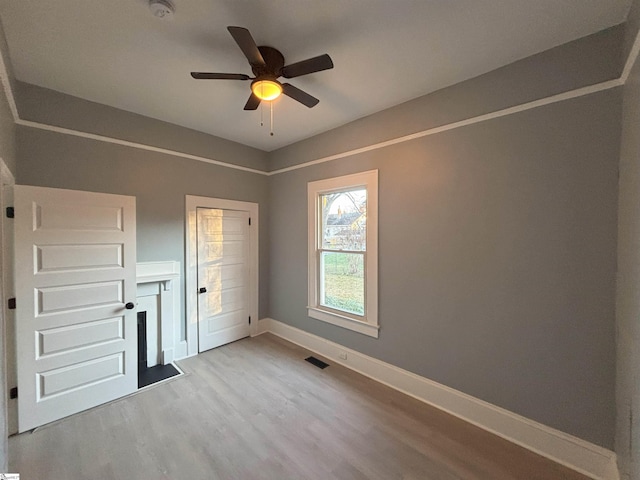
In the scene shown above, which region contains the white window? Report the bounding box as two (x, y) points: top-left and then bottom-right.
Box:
(307, 170), (378, 338)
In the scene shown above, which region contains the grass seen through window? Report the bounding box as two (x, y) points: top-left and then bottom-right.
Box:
(321, 251), (364, 315)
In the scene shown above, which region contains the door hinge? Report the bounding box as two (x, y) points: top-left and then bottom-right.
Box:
(7, 298), (16, 310)
(5, 206), (14, 218)
(9, 387), (17, 399)
(248, 316), (251, 325)
(248, 217), (251, 226)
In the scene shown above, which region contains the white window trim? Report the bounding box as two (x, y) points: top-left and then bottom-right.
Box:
(307, 170), (379, 338)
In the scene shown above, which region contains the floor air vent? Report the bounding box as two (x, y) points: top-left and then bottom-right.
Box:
(305, 356), (329, 369)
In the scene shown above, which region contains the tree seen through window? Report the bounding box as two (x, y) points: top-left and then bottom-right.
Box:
(319, 189), (366, 315)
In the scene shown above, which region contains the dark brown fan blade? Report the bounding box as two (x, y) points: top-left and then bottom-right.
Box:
(281, 54), (333, 79)
(227, 26), (266, 66)
(244, 93), (261, 110)
(191, 72), (250, 80)
(282, 83), (319, 108)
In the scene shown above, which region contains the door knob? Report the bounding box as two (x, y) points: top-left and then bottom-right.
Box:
(125, 302), (135, 310)
(199, 287), (207, 294)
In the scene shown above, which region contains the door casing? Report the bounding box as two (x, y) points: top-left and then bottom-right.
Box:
(185, 195), (259, 357)
(0, 158), (16, 435)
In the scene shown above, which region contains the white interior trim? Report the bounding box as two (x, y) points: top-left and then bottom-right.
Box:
(0, 159), (16, 435)
(256, 317), (271, 335)
(185, 196), (259, 357)
(136, 260), (181, 284)
(0, 158), (14, 186)
(307, 307), (380, 337)
(0, 52), (18, 122)
(136, 261), (181, 363)
(621, 28), (640, 84)
(15, 118), (268, 176)
(0, 29), (636, 177)
(269, 78), (622, 175)
(260, 318), (619, 480)
(307, 170), (379, 337)
(9, 78), (623, 178)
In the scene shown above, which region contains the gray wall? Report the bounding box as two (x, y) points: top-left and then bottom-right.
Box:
(16, 127), (270, 332)
(616, 6), (640, 478)
(268, 52), (622, 448)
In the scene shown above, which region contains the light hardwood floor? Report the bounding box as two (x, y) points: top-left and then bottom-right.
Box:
(9, 333), (589, 479)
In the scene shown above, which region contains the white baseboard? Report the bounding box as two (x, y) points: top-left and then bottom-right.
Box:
(162, 348), (174, 364)
(259, 318), (619, 480)
(174, 340), (188, 360)
(254, 317), (271, 336)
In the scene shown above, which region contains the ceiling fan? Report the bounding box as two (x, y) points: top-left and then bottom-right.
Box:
(191, 26), (334, 110)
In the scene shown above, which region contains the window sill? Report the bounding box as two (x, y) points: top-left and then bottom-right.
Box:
(307, 307), (379, 338)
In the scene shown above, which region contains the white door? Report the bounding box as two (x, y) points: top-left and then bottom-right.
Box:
(14, 185), (137, 432)
(197, 208), (250, 352)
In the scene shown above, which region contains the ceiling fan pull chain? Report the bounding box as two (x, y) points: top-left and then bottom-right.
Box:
(261, 82), (265, 127)
(270, 101), (274, 136)
(260, 101), (264, 127)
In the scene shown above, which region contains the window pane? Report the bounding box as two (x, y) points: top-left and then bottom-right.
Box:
(320, 189), (366, 251)
(320, 251), (364, 316)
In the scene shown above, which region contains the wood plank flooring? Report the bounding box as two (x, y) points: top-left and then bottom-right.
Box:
(9, 333), (590, 479)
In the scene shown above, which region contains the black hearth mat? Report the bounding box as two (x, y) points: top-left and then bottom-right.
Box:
(138, 363), (181, 389)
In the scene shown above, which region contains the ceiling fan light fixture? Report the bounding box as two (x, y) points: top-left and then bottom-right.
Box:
(251, 79), (282, 101)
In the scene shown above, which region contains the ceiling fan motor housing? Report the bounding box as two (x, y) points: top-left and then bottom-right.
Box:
(253, 46), (285, 78)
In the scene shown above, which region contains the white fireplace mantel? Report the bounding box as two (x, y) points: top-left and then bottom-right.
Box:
(136, 261), (183, 364)
(137, 261), (180, 285)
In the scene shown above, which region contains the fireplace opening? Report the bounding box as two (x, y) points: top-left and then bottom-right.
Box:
(137, 311), (148, 372)
(137, 310), (180, 388)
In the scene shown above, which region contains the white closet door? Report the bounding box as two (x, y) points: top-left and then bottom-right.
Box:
(197, 208), (250, 352)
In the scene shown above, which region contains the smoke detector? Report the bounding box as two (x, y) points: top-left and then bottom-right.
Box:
(149, 0), (175, 19)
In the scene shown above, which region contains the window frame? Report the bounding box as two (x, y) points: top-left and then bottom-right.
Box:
(307, 170), (379, 338)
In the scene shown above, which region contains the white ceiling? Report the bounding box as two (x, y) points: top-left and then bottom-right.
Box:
(0, 0), (631, 151)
